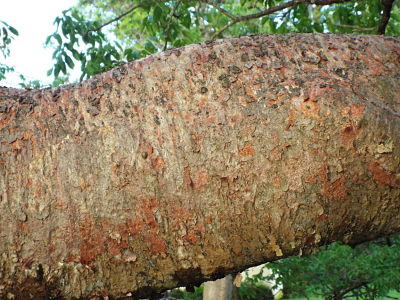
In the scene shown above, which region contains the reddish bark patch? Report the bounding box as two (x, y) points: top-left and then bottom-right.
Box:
(169, 205), (192, 224)
(285, 107), (296, 130)
(322, 177), (347, 201)
(205, 215), (212, 224)
(192, 170), (208, 189)
(146, 231), (166, 255)
(183, 232), (198, 244)
(369, 163), (393, 186)
(124, 218), (145, 236)
(183, 166), (193, 187)
(316, 214), (329, 222)
(350, 105), (364, 118)
(107, 238), (128, 257)
(341, 125), (360, 148)
(152, 156), (164, 171)
(296, 98), (320, 119)
(79, 215), (106, 264)
(272, 176), (282, 188)
(239, 145), (255, 156)
(140, 198), (159, 227)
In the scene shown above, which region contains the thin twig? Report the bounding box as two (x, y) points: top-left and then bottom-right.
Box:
(83, 0), (171, 36)
(200, 0), (238, 20)
(377, 0), (395, 34)
(329, 22), (377, 32)
(211, 0), (304, 38)
(84, 3), (143, 36)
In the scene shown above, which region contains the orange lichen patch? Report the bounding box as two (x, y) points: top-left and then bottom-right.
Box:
(192, 170), (208, 189)
(79, 215), (107, 264)
(269, 146), (283, 161)
(341, 104), (365, 119)
(124, 218), (145, 236)
(183, 231), (198, 244)
(17, 220), (29, 234)
(316, 214), (329, 222)
(54, 201), (65, 209)
(146, 231), (166, 255)
(239, 145), (255, 156)
(285, 107), (296, 130)
(195, 220), (205, 236)
(350, 105), (364, 118)
(140, 198), (159, 227)
(205, 215), (212, 224)
(22, 130), (33, 141)
(10, 139), (24, 150)
(152, 156), (164, 171)
(359, 55), (385, 76)
(341, 125), (361, 148)
(267, 99), (277, 106)
(369, 163), (393, 186)
(200, 96), (207, 106)
(23, 178), (32, 187)
(169, 205), (192, 224)
(295, 98), (320, 119)
(322, 177), (347, 201)
(272, 176), (282, 188)
(228, 191), (242, 201)
(238, 96), (248, 106)
(244, 86), (257, 102)
(107, 238), (129, 257)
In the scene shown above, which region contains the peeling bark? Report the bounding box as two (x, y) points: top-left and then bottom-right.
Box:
(0, 33), (399, 299)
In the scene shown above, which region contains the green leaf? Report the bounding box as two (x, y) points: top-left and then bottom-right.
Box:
(64, 53), (75, 69)
(54, 33), (62, 44)
(153, 5), (163, 23)
(8, 26), (18, 36)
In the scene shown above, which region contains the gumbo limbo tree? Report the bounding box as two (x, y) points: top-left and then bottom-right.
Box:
(0, 1), (400, 300)
(0, 33), (399, 299)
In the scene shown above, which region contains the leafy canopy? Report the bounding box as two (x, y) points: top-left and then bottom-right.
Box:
(267, 236), (400, 300)
(44, 0), (400, 80)
(0, 21), (18, 81)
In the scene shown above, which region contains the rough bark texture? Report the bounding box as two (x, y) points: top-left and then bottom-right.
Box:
(0, 33), (399, 299)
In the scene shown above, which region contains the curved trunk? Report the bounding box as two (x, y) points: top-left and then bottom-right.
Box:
(0, 34), (399, 299)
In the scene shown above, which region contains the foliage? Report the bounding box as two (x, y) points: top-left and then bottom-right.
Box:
(239, 279), (274, 300)
(266, 234), (400, 300)
(0, 21), (18, 81)
(168, 285), (204, 300)
(167, 276), (275, 300)
(44, 0), (400, 81)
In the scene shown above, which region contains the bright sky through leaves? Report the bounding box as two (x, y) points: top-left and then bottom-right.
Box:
(0, 0), (77, 87)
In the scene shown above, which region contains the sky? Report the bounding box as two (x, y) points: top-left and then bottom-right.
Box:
(0, 0), (78, 87)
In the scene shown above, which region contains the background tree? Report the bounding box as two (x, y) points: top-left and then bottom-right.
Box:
(0, 21), (18, 81)
(0, 1), (400, 300)
(267, 235), (400, 299)
(45, 0), (400, 80)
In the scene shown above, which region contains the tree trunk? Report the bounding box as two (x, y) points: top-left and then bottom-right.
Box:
(203, 275), (236, 300)
(0, 33), (399, 299)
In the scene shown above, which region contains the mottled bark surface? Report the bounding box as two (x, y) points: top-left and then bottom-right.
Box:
(0, 34), (399, 299)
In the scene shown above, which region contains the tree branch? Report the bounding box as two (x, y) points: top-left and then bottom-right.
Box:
(377, 0), (395, 34)
(210, 0), (361, 39)
(200, 0), (238, 20)
(84, 3), (143, 36)
(329, 22), (377, 32)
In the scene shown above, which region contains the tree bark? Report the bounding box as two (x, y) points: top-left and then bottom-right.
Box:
(0, 33), (399, 299)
